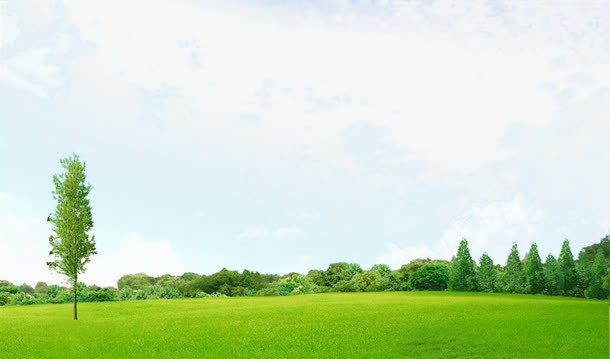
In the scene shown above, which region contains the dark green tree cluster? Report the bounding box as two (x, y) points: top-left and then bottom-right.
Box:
(446, 238), (610, 299)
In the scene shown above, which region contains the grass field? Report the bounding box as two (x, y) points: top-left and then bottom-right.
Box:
(0, 292), (607, 358)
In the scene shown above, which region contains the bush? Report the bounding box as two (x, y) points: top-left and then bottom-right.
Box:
(313, 285), (331, 293)
(333, 279), (360, 292)
(0, 286), (21, 294)
(408, 264), (450, 291)
(47, 285), (63, 299)
(352, 271), (390, 292)
(255, 287), (280, 296)
(0, 292), (10, 306)
(195, 291), (211, 298)
(79, 290), (114, 302)
(159, 286), (180, 299)
(119, 288), (136, 300)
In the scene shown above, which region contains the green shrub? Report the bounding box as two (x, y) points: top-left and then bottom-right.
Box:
(0, 292), (10, 306)
(119, 288), (136, 300)
(159, 286), (180, 299)
(409, 264), (450, 291)
(46, 285), (63, 299)
(0, 286), (21, 294)
(255, 287), (280, 296)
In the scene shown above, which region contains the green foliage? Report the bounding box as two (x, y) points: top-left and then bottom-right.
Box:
(0, 280), (14, 287)
(0, 292), (10, 306)
(448, 239), (477, 291)
(585, 249), (609, 299)
(47, 154), (97, 320)
(117, 273), (155, 290)
(18, 284), (35, 295)
(341, 263), (364, 281)
(119, 288), (136, 301)
(408, 263), (450, 290)
(153, 274), (180, 288)
(371, 264), (392, 277)
(324, 262), (349, 286)
(575, 250), (592, 297)
(351, 270), (390, 292)
(332, 279), (360, 292)
(306, 269), (325, 286)
(603, 274), (610, 294)
(524, 243), (544, 294)
(583, 235), (610, 262)
(180, 272), (200, 281)
(543, 255), (560, 296)
(256, 282), (299, 296)
(557, 239), (578, 296)
(398, 259), (451, 290)
(476, 253), (497, 292)
(34, 282), (49, 295)
(46, 285), (63, 299)
(0, 286), (21, 294)
(497, 243), (525, 293)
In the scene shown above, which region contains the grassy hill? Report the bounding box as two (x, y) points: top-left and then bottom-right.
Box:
(0, 292), (606, 358)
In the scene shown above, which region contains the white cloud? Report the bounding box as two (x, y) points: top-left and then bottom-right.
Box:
(377, 195), (548, 268)
(237, 226), (270, 242)
(376, 243), (437, 270)
(273, 227), (304, 241)
(438, 195), (546, 263)
(0, 3), (19, 48)
(0, 194), (184, 287)
(83, 232), (185, 287)
(0, 201), (61, 286)
(237, 225), (304, 242)
(28, 0), (603, 181)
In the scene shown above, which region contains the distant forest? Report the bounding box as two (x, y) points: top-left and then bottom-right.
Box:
(1, 235), (609, 306)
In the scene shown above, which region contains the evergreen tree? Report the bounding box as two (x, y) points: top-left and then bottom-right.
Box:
(498, 243), (525, 293)
(476, 253), (497, 292)
(448, 238), (478, 291)
(543, 254), (560, 296)
(524, 243), (544, 294)
(585, 249), (609, 299)
(557, 239), (577, 296)
(575, 250), (592, 297)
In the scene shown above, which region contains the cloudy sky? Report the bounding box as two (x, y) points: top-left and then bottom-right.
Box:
(1, 0), (609, 287)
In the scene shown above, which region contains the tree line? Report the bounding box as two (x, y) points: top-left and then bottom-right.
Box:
(2, 235), (608, 307)
(2, 155), (608, 310)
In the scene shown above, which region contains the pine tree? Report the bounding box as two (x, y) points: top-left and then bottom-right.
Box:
(524, 243), (544, 294)
(498, 243), (525, 293)
(575, 250), (592, 297)
(543, 254), (560, 296)
(476, 252), (497, 292)
(448, 238), (478, 291)
(557, 239), (577, 296)
(585, 249), (609, 299)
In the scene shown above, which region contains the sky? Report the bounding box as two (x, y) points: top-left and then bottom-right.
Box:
(1, 0), (609, 287)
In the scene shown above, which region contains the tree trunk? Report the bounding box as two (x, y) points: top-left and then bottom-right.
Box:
(73, 276), (78, 321)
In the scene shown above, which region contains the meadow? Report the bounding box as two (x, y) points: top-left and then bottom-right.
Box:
(0, 292), (607, 358)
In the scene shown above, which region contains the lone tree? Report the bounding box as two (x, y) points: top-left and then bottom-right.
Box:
(448, 238), (477, 291)
(47, 154), (97, 320)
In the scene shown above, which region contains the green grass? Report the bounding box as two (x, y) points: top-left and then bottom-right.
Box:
(0, 292), (607, 358)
